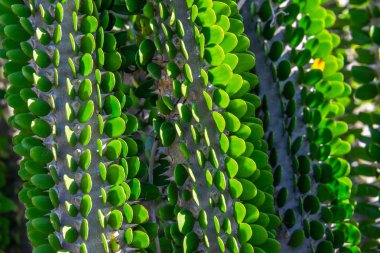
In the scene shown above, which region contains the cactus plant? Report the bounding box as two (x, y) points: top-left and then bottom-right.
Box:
(0, 0), (378, 253)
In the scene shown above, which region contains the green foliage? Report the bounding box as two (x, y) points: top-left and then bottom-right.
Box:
(2, 0), (155, 252)
(332, 0), (380, 251)
(244, 0), (359, 252)
(0, 0), (378, 253)
(0, 61), (28, 252)
(0, 136), (18, 251)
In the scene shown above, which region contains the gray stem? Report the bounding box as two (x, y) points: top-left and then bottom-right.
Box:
(241, 1), (314, 252)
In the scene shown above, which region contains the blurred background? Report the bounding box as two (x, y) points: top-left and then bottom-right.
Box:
(0, 62), (31, 253)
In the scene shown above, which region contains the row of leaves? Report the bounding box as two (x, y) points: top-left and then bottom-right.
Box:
(0, 0), (287, 251)
(1, 0), (160, 252)
(128, 0), (282, 252)
(0, 0), (377, 252)
(0, 65), (22, 252)
(244, 0), (361, 252)
(0, 18), (31, 252)
(331, 0), (380, 252)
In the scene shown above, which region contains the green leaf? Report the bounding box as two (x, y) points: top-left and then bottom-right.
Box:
(183, 232), (199, 253)
(213, 111), (226, 132)
(238, 223), (252, 243)
(196, 8), (216, 27)
(132, 204), (149, 224)
(107, 186), (126, 207)
(104, 117), (126, 138)
(288, 229), (305, 247)
(205, 44), (225, 66)
(239, 178), (257, 200)
(31, 119), (52, 138)
(108, 210), (123, 229)
(80, 195), (92, 217)
(107, 164), (125, 185)
(233, 202), (246, 223)
(355, 84), (378, 100)
(79, 53), (94, 76)
(351, 65), (376, 83)
(30, 146), (53, 164)
(62, 226), (78, 243)
(316, 241), (333, 253)
(77, 100), (94, 123)
(223, 112), (241, 132)
(28, 98), (51, 116)
(370, 25), (380, 45)
(228, 136), (246, 158)
(213, 88), (230, 108)
(160, 122), (176, 147)
(132, 231), (150, 249)
(220, 32), (238, 53)
(81, 16), (98, 33)
(303, 69), (323, 85)
(234, 53), (255, 74)
(4, 24), (31, 42)
(229, 178), (243, 198)
(31, 174), (54, 190)
(203, 25), (225, 45)
(139, 39), (155, 65)
(277, 60), (291, 81)
(235, 156), (256, 178)
(310, 220), (324, 240)
(177, 209), (195, 234)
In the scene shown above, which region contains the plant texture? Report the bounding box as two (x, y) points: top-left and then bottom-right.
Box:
(131, 1), (280, 252)
(0, 0), (378, 253)
(0, 76), (19, 252)
(0, 46), (30, 253)
(241, 0), (361, 252)
(3, 0), (157, 252)
(330, 0), (380, 251)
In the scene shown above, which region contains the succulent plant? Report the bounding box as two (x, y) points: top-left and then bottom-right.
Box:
(2, 0), (157, 252)
(0, 93), (18, 251)
(0, 0), (378, 253)
(0, 60), (30, 252)
(240, 0), (360, 252)
(0, 147), (16, 252)
(330, 0), (380, 251)
(131, 1), (280, 252)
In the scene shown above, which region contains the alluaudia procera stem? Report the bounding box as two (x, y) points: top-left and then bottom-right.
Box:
(331, 0), (380, 251)
(0, 0), (370, 252)
(4, 0), (155, 252)
(242, 0), (360, 252)
(130, 0), (281, 251)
